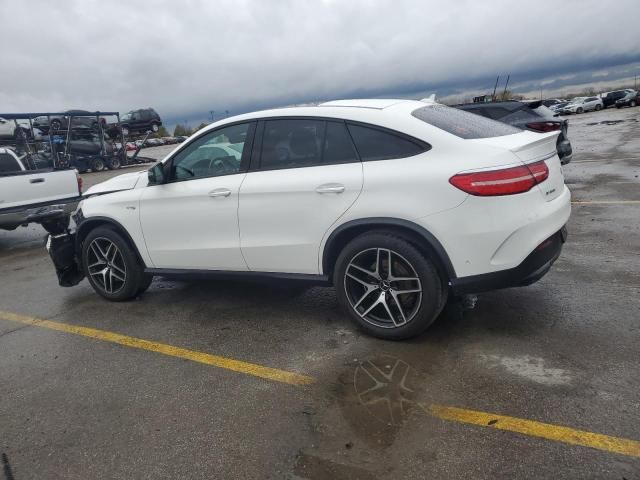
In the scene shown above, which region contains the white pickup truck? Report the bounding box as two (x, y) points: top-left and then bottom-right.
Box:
(0, 147), (82, 234)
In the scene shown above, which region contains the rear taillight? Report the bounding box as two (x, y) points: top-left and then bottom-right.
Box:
(449, 160), (549, 196)
(526, 121), (562, 132)
(76, 172), (83, 194)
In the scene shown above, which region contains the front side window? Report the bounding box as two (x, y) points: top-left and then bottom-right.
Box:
(170, 123), (250, 181)
(347, 123), (427, 160)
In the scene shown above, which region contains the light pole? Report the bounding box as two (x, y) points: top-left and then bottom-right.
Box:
(210, 110), (215, 122)
(225, 110), (229, 117)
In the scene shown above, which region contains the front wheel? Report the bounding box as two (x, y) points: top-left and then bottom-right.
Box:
(90, 158), (104, 172)
(82, 226), (146, 301)
(595, 104), (602, 111)
(151, 123), (159, 132)
(334, 233), (445, 340)
(576, 107), (584, 114)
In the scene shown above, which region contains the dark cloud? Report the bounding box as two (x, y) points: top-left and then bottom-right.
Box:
(2, 0), (639, 124)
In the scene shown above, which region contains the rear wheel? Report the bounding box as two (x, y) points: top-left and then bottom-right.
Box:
(82, 226), (145, 301)
(595, 104), (602, 111)
(151, 123), (159, 132)
(334, 232), (445, 340)
(577, 107), (584, 114)
(50, 119), (61, 131)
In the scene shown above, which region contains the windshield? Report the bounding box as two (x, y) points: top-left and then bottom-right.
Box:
(121, 113), (132, 121)
(570, 97), (585, 103)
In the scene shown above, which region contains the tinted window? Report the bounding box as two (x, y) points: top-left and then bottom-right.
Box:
(260, 119), (324, 169)
(346, 124), (425, 161)
(0, 153), (20, 173)
(170, 123), (250, 181)
(413, 104), (521, 139)
(323, 121), (357, 164)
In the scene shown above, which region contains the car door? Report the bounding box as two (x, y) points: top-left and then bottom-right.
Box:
(239, 118), (363, 274)
(139, 121), (255, 270)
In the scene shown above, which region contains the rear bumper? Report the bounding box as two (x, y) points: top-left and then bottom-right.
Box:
(450, 226), (567, 295)
(0, 198), (79, 230)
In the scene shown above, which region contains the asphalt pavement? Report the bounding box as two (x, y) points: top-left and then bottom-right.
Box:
(1, 107), (639, 479)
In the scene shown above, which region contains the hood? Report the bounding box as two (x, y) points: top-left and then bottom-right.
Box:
(84, 170), (147, 196)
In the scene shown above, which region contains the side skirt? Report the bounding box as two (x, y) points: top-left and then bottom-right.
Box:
(144, 268), (330, 286)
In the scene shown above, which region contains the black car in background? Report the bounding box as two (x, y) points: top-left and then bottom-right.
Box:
(120, 108), (162, 136)
(33, 110), (106, 133)
(615, 90), (639, 108)
(455, 100), (573, 164)
(602, 90), (634, 109)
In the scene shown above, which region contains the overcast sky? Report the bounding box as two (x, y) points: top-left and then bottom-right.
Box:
(2, 0), (639, 126)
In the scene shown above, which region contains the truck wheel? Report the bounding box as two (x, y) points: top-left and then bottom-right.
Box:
(334, 232), (445, 340)
(82, 226), (146, 301)
(91, 158), (104, 172)
(151, 123), (159, 132)
(107, 157), (121, 170)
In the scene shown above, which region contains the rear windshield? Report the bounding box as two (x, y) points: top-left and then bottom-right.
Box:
(412, 104), (521, 139)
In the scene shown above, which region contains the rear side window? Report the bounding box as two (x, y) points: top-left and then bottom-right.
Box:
(323, 121), (357, 164)
(412, 104), (521, 139)
(260, 119), (325, 169)
(0, 153), (20, 173)
(346, 124), (426, 161)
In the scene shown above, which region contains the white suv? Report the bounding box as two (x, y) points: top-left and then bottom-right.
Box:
(561, 96), (603, 114)
(48, 99), (570, 339)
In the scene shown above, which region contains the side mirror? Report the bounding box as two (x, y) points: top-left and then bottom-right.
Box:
(148, 163), (165, 185)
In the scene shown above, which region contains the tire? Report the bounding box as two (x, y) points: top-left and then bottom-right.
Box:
(151, 123), (159, 132)
(51, 120), (61, 131)
(632, 100), (637, 107)
(334, 232), (445, 340)
(107, 157), (121, 170)
(576, 107), (584, 114)
(82, 226), (145, 301)
(595, 104), (602, 111)
(90, 158), (105, 172)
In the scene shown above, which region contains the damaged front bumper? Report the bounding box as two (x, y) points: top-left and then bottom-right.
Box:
(46, 231), (85, 287)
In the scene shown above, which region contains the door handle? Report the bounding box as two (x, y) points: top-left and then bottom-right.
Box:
(316, 183), (345, 194)
(208, 188), (231, 198)
(30, 178), (45, 184)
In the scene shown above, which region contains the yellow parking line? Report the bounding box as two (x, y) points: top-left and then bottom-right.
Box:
(427, 404), (640, 458)
(0, 311), (313, 386)
(2, 310), (640, 458)
(572, 200), (640, 205)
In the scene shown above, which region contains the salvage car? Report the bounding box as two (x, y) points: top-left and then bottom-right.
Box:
(0, 147), (82, 234)
(455, 100), (573, 164)
(46, 99), (570, 340)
